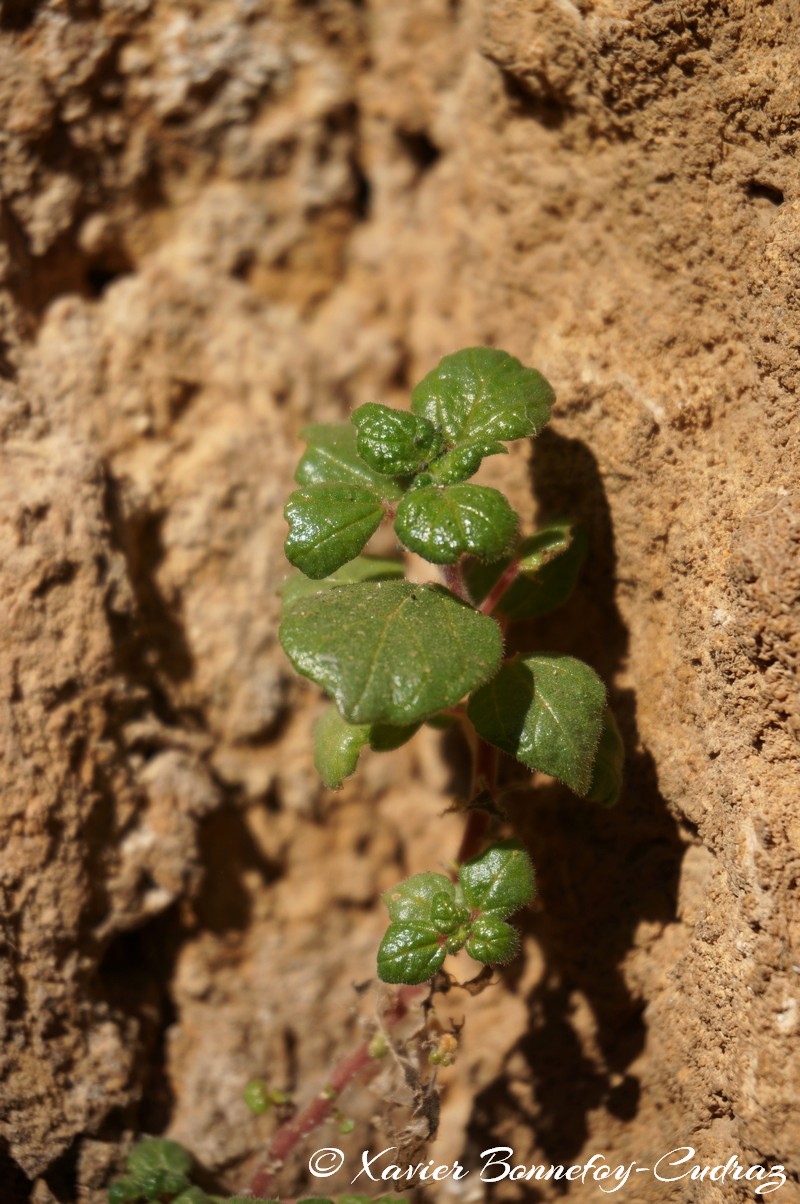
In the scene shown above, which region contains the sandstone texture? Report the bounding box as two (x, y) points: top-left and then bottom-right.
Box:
(0, 1), (798, 1201)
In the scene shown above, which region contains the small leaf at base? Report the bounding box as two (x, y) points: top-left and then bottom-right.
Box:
(377, 922), (446, 984)
(465, 915), (519, 965)
(126, 1139), (192, 1178)
(313, 708), (371, 789)
(313, 707), (421, 789)
(458, 840), (535, 917)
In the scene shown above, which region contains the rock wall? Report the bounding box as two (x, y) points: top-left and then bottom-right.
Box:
(1, 1), (798, 1200)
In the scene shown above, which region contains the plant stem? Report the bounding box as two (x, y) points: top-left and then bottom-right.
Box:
(478, 558), (520, 615)
(441, 562), (471, 603)
(245, 730), (496, 1195)
(246, 985), (423, 1198)
(455, 738), (498, 866)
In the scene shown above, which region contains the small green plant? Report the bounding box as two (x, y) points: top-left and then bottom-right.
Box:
(108, 1137), (407, 1204)
(109, 349), (623, 1204)
(280, 346), (623, 984)
(107, 1138), (203, 1204)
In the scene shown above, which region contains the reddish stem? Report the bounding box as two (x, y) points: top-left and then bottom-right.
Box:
(246, 622), (502, 1197)
(440, 562), (471, 603)
(456, 809), (490, 867)
(247, 985), (423, 1198)
(478, 558), (520, 615)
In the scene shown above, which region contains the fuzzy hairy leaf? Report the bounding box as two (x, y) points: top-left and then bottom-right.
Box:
(430, 893), (468, 933)
(126, 1140), (192, 1179)
(313, 707), (371, 789)
(468, 654), (606, 795)
(377, 922), (446, 984)
(107, 1182), (143, 1204)
(586, 706), (624, 807)
(312, 707), (420, 789)
(383, 872), (455, 923)
(411, 347), (554, 446)
(458, 840), (535, 918)
(280, 581), (503, 725)
(465, 523), (588, 619)
(280, 555), (405, 607)
(394, 484), (518, 564)
(285, 484), (384, 579)
(465, 915), (519, 965)
(428, 440), (507, 485)
(295, 422), (404, 500)
(352, 403), (441, 475)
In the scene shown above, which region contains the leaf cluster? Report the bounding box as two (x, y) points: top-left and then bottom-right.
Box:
(108, 1140), (404, 1204)
(107, 1139), (200, 1204)
(378, 841), (536, 984)
(284, 348), (553, 579)
(280, 347), (622, 806)
(280, 346), (623, 990)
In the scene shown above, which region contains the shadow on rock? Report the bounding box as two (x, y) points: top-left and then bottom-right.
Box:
(462, 429), (686, 1169)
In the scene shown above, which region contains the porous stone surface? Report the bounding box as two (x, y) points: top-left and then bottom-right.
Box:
(0, 1), (798, 1201)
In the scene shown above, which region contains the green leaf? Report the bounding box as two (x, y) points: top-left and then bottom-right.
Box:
(465, 915), (519, 964)
(108, 1181), (141, 1204)
(352, 403), (441, 475)
(313, 707), (420, 789)
(465, 523), (588, 619)
(467, 654), (606, 795)
(243, 1078), (272, 1116)
(137, 1168), (191, 1200)
(280, 555), (404, 607)
(285, 484), (384, 579)
(295, 422), (403, 500)
(313, 707), (371, 789)
(126, 1139), (192, 1180)
(394, 484), (518, 565)
(377, 922), (446, 984)
(174, 1191), (213, 1204)
(411, 347), (554, 446)
(280, 581), (503, 725)
(368, 722), (420, 751)
(430, 892), (468, 933)
(458, 839), (535, 918)
(586, 706), (624, 807)
(428, 440), (507, 485)
(382, 872), (454, 923)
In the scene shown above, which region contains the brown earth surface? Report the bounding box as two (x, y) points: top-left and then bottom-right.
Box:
(1, 1), (799, 1202)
